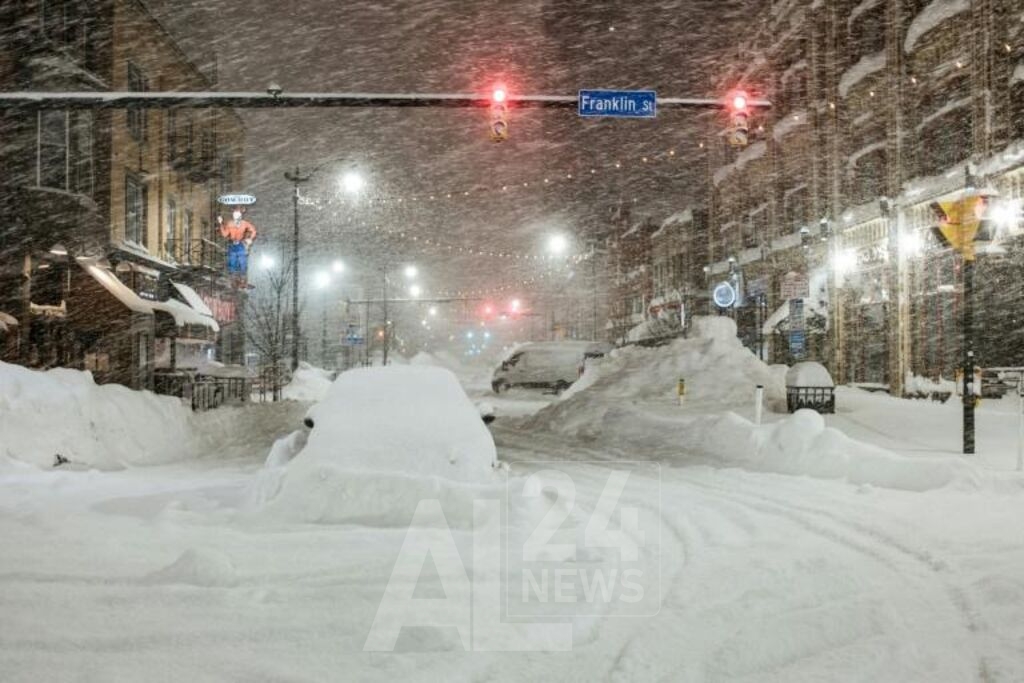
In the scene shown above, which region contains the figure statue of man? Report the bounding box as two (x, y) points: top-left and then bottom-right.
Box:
(217, 207), (257, 286)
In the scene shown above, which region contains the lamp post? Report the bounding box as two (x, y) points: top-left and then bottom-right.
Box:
(282, 164), (365, 371)
(380, 263), (418, 366)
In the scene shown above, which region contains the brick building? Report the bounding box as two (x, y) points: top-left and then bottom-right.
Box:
(0, 0), (246, 391)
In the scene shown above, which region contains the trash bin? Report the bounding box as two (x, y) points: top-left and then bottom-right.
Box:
(785, 361), (835, 414)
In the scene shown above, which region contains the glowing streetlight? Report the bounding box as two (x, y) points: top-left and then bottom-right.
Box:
(341, 171), (365, 195)
(428, 306), (438, 317)
(331, 259), (345, 273)
(408, 284), (422, 298)
(259, 254), (276, 269)
(404, 265), (418, 279)
(547, 233), (569, 256)
(314, 270), (331, 289)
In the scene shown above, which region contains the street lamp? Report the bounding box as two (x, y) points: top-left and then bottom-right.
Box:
(409, 284), (422, 298)
(284, 161), (367, 371)
(380, 263), (418, 366)
(259, 254), (276, 270)
(547, 233), (569, 256)
(332, 258), (346, 274)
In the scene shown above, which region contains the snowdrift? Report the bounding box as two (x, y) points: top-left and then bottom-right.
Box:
(531, 316), (785, 438)
(263, 366), (499, 525)
(526, 317), (985, 492)
(0, 361), (195, 469)
(693, 409), (983, 492)
(281, 362), (333, 402)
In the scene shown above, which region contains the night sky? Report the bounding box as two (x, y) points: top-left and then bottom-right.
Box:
(153, 0), (749, 296)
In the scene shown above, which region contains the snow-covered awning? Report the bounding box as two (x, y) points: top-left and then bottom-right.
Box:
(79, 258), (155, 315)
(171, 282), (214, 318)
(0, 311), (18, 333)
(152, 299), (219, 332)
(763, 298), (826, 334)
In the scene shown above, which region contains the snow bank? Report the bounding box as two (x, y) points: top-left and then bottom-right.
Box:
(281, 362), (333, 402)
(531, 317), (785, 439)
(692, 410), (982, 492)
(786, 362), (834, 388)
(0, 361), (195, 469)
(264, 366), (499, 525)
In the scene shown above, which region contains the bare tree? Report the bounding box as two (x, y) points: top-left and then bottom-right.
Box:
(245, 262), (299, 401)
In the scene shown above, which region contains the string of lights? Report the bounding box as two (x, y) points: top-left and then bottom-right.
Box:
(296, 145), (696, 211)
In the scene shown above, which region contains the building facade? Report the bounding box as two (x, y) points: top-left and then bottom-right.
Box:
(0, 0), (246, 391)
(697, 0), (1023, 395)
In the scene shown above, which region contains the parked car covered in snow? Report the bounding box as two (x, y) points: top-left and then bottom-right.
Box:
(491, 341), (613, 394)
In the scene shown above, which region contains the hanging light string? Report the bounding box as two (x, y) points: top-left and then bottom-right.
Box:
(296, 145), (691, 210)
(434, 269), (565, 299)
(361, 221), (594, 263)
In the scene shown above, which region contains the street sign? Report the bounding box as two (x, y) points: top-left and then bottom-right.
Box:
(789, 330), (806, 358)
(218, 193), (256, 206)
(578, 89), (657, 118)
(713, 281), (737, 308)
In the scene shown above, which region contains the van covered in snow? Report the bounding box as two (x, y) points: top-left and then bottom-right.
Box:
(491, 341), (613, 394)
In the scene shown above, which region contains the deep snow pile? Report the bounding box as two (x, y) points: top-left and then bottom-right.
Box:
(531, 316), (785, 438)
(280, 362), (333, 402)
(527, 318), (986, 492)
(0, 361), (195, 469)
(693, 409), (983, 491)
(261, 365), (499, 525)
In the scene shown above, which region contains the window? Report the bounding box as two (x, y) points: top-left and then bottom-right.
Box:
(127, 63), (148, 142)
(37, 110), (93, 195)
(182, 209), (193, 264)
(70, 111), (93, 195)
(38, 111), (67, 189)
(166, 108), (177, 160)
(125, 174), (147, 245)
(165, 198), (177, 260)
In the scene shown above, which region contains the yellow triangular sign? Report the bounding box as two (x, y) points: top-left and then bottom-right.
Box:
(935, 196), (986, 261)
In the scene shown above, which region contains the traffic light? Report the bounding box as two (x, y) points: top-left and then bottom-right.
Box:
(490, 87), (509, 142)
(727, 90), (750, 147)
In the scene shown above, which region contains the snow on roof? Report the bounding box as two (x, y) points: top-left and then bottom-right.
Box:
(915, 95), (972, 132)
(0, 311), (18, 328)
(838, 51), (886, 98)
(849, 0), (884, 26)
(713, 141), (768, 186)
(171, 282), (214, 317)
(79, 259), (155, 315)
(1012, 61), (1024, 85)
(621, 221), (646, 239)
(152, 299), (220, 332)
(904, 0), (970, 54)
(772, 110), (809, 141)
(847, 140), (887, 169)
(780, 59), (808, 85)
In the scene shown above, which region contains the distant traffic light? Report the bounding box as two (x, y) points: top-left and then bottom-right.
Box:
(490, 86), (509, 142)
(727, 90), (750, 147)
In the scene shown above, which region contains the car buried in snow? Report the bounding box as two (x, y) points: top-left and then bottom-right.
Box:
(491, 340), (613, 394)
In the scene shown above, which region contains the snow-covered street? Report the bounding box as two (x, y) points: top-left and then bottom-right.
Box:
(2, 352), (1024, 681)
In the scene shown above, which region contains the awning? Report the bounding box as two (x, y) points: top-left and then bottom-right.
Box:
(171, 282), (214, 318)
(0, 311), (18, 333)
(79, 258), (155, 315)
(152, 299), (219, 332)
(762, 298), (826, 334)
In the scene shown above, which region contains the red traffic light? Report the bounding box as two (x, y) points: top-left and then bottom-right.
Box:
(731, 92), (749, 112)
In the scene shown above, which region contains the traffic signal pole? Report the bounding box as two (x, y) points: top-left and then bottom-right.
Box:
(0, 91), (773, 111)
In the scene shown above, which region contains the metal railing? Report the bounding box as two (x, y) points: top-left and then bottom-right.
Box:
(154, 372), (250, 411)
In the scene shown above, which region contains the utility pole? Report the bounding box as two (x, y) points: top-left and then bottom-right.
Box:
(283, 167), (311, 372)
(382, 269), (390, 366)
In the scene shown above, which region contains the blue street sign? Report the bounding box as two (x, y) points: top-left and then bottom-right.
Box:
(578, 89), (657, 118)
(712, 281), (737, 308)
(789, 330), (806, 359)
